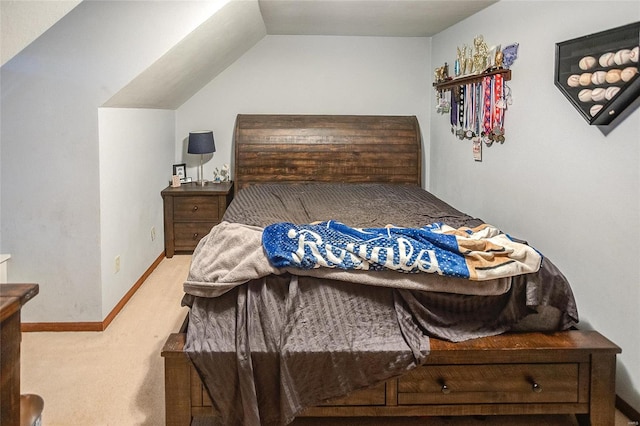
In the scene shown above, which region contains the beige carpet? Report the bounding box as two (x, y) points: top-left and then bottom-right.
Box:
(21, 255), (631, 426)
(21, 255), (191, 426)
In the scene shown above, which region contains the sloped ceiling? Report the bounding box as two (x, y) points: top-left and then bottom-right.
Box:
(0, 0), (82, 66)
(102, 0), (266, 109)
(2, 0), (498, 109)
(104, 0), (496, 109)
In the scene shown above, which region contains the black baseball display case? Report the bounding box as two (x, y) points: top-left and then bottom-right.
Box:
(555, 22), (640, 125)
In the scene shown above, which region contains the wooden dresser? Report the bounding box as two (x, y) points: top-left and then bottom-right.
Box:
(161, 182), (233, 257)
(0, 284), (39, 426)
(163, 329), (621, 425)
(300, 330), (621, 424)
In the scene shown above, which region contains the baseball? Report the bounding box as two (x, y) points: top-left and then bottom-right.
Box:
(605, 69), (621, 84)
(567, 74), (581, 87)
(591, 87), (606, 102)
(630, 46), (639, 63)
(579, 73), (593, 86)
(599, 52), (615, 67)
(614, 49), (632, 66)
(578, 89), (592, 102)
(591, 71), (607, 85)
(605, 86), (620, 100)
(590, 104), (603, 117)
(579, 56), (596, 70)
(613, 49), (631, 65)
(621, 66), (638, 82)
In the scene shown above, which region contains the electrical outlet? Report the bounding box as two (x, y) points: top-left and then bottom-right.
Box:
(114, 255), (120, 273)
(151, 226), (156, 241)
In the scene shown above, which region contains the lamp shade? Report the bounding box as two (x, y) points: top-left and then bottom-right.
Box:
(188, 131), (216, 154)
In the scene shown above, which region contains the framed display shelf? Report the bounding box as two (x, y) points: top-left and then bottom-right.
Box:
(434, 68), (511, 91)
(555, 22), (640, 125)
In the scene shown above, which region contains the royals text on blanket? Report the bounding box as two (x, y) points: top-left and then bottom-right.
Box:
(262, 221), (542, 281)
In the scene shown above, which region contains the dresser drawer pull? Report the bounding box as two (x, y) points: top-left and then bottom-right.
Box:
(527, 376), (543, 393)
(438, 379), (451, 395)
(531, 382), (543, 393)
(192, 233), (199, 240)
(192, 205), (199, 212)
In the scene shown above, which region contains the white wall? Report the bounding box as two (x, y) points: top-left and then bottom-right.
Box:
(1, 1), (224, 322)
(98, 108), (174, 316)
(176, 35), (432, 187)
(430, 1), (639, 410)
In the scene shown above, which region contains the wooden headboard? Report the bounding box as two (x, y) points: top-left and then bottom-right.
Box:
(233, 114), (422, 191)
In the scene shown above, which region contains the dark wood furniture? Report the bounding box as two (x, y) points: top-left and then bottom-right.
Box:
(161, 182), (233, 257)
(163, 329), (620, 425)
(233, 114), (422, 190)
(1, 283), (39, 426)
(161, 114), (621, 425)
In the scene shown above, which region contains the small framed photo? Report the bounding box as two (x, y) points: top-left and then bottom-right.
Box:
(173, 163), (186, 180)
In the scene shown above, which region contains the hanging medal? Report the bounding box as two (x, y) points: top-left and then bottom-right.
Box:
(482, 76), (493, 146)
(436, 89), (450, 115)
(450, 88), (458, 135)
(457, 86), (465, 139)
(475, 82), (482, 138)
(492, 73), (505, 143)
(465, 83), (474, 139)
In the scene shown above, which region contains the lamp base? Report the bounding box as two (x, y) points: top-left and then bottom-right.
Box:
(197, 157), (207, 186)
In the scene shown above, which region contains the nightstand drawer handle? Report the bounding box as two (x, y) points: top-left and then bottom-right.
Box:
(192, 205), (199, 212)
(192, 233), (199, 240)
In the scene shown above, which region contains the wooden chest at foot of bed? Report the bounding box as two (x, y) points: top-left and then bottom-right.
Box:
(162, 330), (620, 426)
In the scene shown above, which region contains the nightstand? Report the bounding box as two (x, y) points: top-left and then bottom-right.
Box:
(161, 181), (233, 258)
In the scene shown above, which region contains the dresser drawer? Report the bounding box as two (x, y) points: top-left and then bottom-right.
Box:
(398, 363), (579, 405)
(174, 196), (219, 221)
(174, 222), (216, 250)
(319, 381), (387, 406)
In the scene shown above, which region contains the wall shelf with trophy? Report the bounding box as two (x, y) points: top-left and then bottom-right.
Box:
(555, 22), (639, 126)
(434, 68), (512, 91)
(433, 36), (518, 156)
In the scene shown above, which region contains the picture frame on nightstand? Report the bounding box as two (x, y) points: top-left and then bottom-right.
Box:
(173, 163), (191, 183)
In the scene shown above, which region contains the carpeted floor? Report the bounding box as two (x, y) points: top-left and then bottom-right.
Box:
(21, 255), (191, 426)
(20, 255), (631, 425)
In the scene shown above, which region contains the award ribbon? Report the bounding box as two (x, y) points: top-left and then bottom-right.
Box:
(482, 76), (493, 145)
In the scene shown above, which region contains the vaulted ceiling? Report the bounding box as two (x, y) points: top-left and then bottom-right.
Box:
(2, 0), (498, 109)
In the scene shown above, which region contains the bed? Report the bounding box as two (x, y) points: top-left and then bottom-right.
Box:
(162, 114), (620, 426)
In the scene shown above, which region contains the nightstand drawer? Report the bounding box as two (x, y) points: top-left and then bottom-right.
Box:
(174, 222), (216, 250)
(397, 363), (579, 405)
(174, 196), (219, 221)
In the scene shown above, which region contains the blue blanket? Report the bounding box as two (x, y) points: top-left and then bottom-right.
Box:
(262, 221), (542, 281)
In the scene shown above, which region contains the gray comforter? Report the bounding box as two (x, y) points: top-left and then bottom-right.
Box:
(183, 183), (578, 425)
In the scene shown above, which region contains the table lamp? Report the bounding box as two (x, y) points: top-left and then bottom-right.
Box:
(188, 131), (216, 186)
